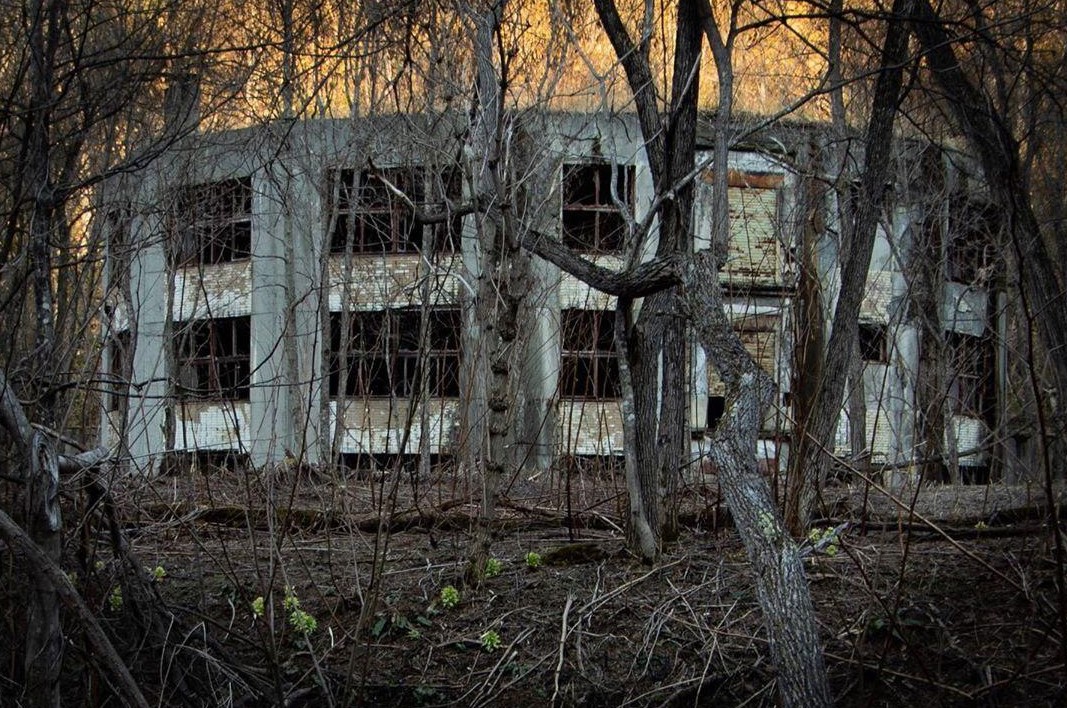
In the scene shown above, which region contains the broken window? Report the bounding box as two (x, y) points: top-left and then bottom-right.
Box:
(706, 395), (726, 430)
(108, 330), (131, 412)
(175, 316), (251, 400)
(947, 200), (998, 284)
(561, 163), (634, 252)
(562, 454), (626, 477)
(329, 167), (459, 254)
(858, 323), (888, 363)
(946, 332), (994, 419)
(172, 177), (253, 265)
(560, 309), (620, 398)
(328, 308), (460, 398)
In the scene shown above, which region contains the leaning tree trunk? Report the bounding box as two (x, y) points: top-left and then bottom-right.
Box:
(684, 251), (832, 707)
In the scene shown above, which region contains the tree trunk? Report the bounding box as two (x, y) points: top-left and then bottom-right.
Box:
(911, 0), (1067, 428)
(786, 0), (914, 536)
(465, 1), (531, 584)
(24, 433), (62, 708)
(592, 0), (701, 561)
(684, 252), (832, 708)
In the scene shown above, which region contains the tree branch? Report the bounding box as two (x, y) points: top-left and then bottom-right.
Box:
(521, 230), (682, 298)
(0, 369), (33, 459)
(0, 508), (150, 708)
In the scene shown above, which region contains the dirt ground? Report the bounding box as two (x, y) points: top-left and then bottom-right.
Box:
(15, 467), (1067, 706)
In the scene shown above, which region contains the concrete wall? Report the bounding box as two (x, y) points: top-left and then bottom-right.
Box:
(102, 114), (997, 479)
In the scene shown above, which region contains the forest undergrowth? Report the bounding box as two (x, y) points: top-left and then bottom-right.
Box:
(2, 465), (1064, 706)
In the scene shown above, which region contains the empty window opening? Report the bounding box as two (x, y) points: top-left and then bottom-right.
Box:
(560, 309), (620, 398)
(328, 308), (460, 398)
(175, 316), (251, 400)
(329, 167), (460, 254)
(173, 177), (253, 265)
(561, 163), (634, 252)
(858, 323), (888, 363)
(947, 331), (994, 419)
(103, 202), (132, 287)
(562, 454), (625, 478)
(707, 395), (726, 430)
(960, 464), (991, 485)
(337, 453), (452, 479)
(162, 449), (249, 475)
(947, 200), (998, 284)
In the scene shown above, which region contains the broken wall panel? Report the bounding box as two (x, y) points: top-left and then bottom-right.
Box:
(175, 401), (252, 451)
(326, 255), (461, 311)
(942, 282), (989, 336)
(557, 255), (622, 311)
(172, 262), (252, 320)
(950, 414), (989, 465)
(696, 169), (787, 288)
(722, 187), (783, 286)
(557, 401), (625, 456)
(329, 399), (459, 454)
(860, 270), (894, 322)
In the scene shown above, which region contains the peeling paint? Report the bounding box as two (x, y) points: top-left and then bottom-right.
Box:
(329, 399), (459, 454)
(557, 400), (624, 456)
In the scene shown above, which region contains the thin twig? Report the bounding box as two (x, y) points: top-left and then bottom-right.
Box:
(551, 593), (574, 706)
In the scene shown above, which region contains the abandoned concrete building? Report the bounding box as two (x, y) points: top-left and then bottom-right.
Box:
(98, 112), (1011, 484)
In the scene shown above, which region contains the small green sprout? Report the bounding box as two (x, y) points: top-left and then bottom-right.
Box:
(93, 560), (105, 572)
(484, 558), (503, 578)
(251, 596), (265, 618)
(108, 586), (123, 612)
(974, 520), (988, 531)
(283, 587), (300, 611)
(524, 552), (542, 569)
(150, 565), (167, 582)
(480, 629), (501, 652)
(289, 608), (318, 634)
(808, 526), (843, 557)
(440, 585), (460, 609)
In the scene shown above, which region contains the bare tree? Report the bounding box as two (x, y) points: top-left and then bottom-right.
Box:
(785, 0), (917, 534)
(525, 1), (833, 703)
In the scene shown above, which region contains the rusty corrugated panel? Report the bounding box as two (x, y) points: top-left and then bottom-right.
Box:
(722, 187), (781, 286)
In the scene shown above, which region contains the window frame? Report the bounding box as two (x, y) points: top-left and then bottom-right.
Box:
(107, 330), (131, 412)
(328, 307), (461, 399)
(561, 162), (635, 253)
(559, 308), (621, 399)
(328, 167), (461, 255)
(946, 331), (994, 419)
(947, 200), (997, 284)
(858, 323), (889, 364)
(172, 177), (253, 266)
(174, 316), (251, 401)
